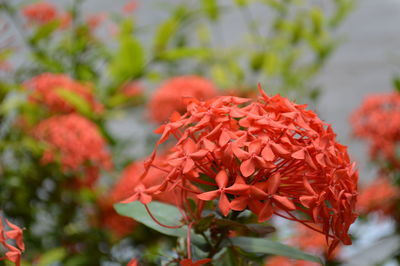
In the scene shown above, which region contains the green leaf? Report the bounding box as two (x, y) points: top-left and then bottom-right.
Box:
(159, 48), (211, 61)
(233, 0), (249, 6)
(55, 88), (92, 117)
(393, 76), (400, 93)
(109, 22), (145, 85)
(153, 18), (179, 54)
(202, 0), (219, 21)
(114, 201), (204, 246)
(37, 248), (67, 266)
(30, 20), (59, 44)
(229, 237), (323, 264)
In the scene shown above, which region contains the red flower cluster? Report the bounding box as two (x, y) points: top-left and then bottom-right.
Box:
(149, 76), (218, 123)
(24, 73), (103, 114)
(0, 216), (24, 266)
(126, 88), (358, 251)
(32, 114), (112, 186)
(22, 2), (58, 25)
(357, 176), (400, 217)
(351, 92), (400, 168)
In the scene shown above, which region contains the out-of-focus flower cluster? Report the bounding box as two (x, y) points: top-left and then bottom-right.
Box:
(24, 73), (103, 114)
(351, 92), (400, 168)
(149, 76), (218, 123)
(125, 89), (358, 253)
(32, 114), (112, 186)
(357, 175), (400, 217)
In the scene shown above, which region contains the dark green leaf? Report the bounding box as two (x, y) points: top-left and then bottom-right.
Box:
(393, 77), (400, 93)
(229, 237), (323, 264)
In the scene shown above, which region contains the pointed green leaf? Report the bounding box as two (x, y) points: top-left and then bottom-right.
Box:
(153, 18), (179, 54)
(229, 236), (322, 264)
(55, 88), (92, 116)
(114, 201), (205, 246)
(202, 0), (219, 21)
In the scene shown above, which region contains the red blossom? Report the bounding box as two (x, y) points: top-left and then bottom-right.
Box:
(24, 73), (103, 114)
(0, 216), (24, 266)
(32, 114), (112, 187)
(148, 76), (218, 123)
(351, 92), (400, 168)
(22, 2), (58, 25)
(127, 258), (138, 266)
(128, 88), (358, 252)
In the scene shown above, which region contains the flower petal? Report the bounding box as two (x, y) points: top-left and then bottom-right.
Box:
(216, 169), (229, 188)
(197, 190), (219, 201)
(240, 158), (255, 177)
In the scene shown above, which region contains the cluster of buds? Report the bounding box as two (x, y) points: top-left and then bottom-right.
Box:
(0, 215), (24, 266)
(124, 88), (358, 255)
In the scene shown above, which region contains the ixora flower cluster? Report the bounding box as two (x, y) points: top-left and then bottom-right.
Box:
(32, 114), (112, 186)
(123, 88), (358, 254)
(24, 73), (103, 114)
(351, 92), (400, 168)
(0, 216), (24, 266)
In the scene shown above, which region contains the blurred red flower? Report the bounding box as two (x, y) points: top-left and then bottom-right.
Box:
(22, 2), (58, 25)
(357, 176), (400, 217)
(87, 13), (107, 30)
(24, 73), (103, 114)
(123, 0), (138, 14)
(0, 216), (25, 266)
(351, 92), (400, 168)
(148, 76), (218, 123)
(32, 114), (112, 187)
(127, 88), (358, 252)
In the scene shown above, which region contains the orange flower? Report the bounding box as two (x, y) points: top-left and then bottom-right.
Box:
(0, 216), (25, 266)
(22, 2), (58, 25)
(126, 87), (358, 252)
(32, 114), (112, 187)
(148, 76), (218, 123)
(351, 92), (400, 168)
(357, 176), (400, 216)
(24, 73), (103, 114)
